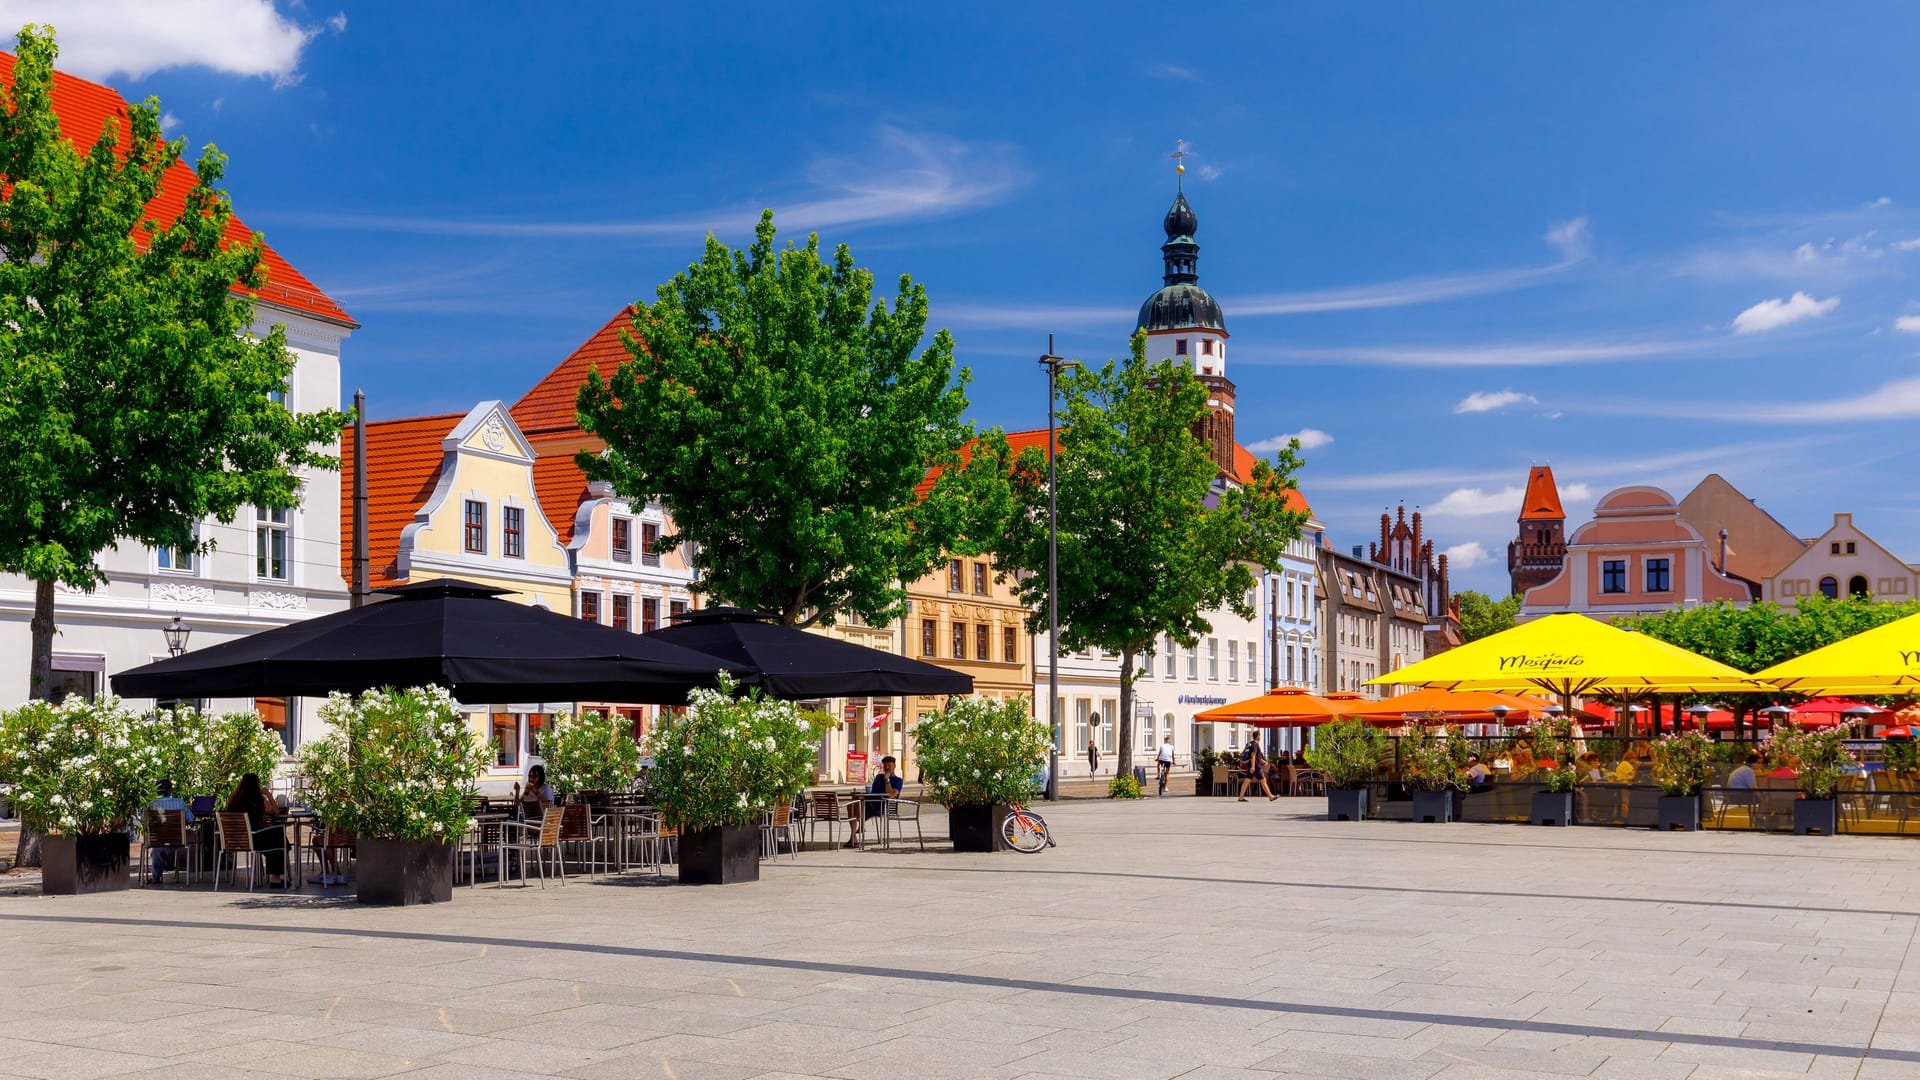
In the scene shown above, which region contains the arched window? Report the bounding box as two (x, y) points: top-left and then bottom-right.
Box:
(1849, 575), (1869, 599)
(1819, 576), (1839, 600)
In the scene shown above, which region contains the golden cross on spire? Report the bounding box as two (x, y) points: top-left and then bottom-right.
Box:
(1170, 138), (1189, 189)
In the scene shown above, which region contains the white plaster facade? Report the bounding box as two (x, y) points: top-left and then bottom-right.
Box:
(1764, 512), (1919, 608)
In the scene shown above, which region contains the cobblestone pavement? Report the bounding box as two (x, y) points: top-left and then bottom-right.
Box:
(3, 796), (1918, 1079)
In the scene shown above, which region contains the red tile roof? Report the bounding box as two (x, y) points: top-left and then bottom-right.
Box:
(1519, 465), (1565, 520)
(0, 52), (351, 325)
(532, 452), (592, 549)
(511, 305), (639, 438)
(337, 413), (462, 585)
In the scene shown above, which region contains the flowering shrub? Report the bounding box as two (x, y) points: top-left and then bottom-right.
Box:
(1652, 730), (1714, 797)
(298, 686), (484, 842)
(1107, 772), (1142, 799)
(151, 705), (284, 801)
(646, 675), (825, 830)
(0, 697), (162, 835)
(1765, 721), (1859, 800)
(1528, 716), (1581, 794)
(1400, 724), (1469, 792)
(543, 709), (642, 796)
(912, 696), (1050, 808)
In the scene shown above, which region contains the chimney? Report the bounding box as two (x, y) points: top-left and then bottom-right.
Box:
(1718, 528), (1729, 575)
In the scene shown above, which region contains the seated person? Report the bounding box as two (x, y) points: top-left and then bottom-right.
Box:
(225, 772), (286, 888)
(1579, 752), (1605, 783)
(1507, 738), (1535, 774)
(147, 778), (193, 883)
(1464, 754), (1491, 787)
(1610, 757), (1637, 783)
(514, 764), (557, 817)
(846, 755), (904, 848)
(1729, 753), (1759, 790)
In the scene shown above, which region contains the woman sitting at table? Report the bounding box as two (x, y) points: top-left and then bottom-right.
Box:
(845, 755), (903, 848)
(514, 764), (556, 818)
(1507, 736), (1535, 775)
(1578, 752), (1605, 783)
(226, 773), (287, 888)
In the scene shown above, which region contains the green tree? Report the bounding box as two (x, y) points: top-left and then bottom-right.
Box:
(1455, 590), (1521, 642)
(575, 211), (979, 628)
(966, 332), (1309, 774)
(0, 26), (344, 703)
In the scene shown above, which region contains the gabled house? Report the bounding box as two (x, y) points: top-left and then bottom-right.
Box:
(1765, 513), (1918, 608)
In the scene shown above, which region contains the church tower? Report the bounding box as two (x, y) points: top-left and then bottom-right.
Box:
(1507, 465), (1568, 596)
(1137, 186), (1235, 474)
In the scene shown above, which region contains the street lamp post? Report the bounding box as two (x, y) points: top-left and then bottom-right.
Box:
(163, 615), (191, 658)
(1040, 337), (1075, 802)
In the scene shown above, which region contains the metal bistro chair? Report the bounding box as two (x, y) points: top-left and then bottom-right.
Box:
(212, 811), (282, 892)
(762, 803), (799, 860)
(142, 809), (195, 885)
(316, 824), (356, 885)
(558, 803), (609, 879)
(883, 797), (926, 852)
(500, 805), (567, 888)
(808, 790), (852, 847)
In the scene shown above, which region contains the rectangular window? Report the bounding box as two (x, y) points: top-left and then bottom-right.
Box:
(642, 597), (659, 634)
(255, 506), (289, 580)
(975, 623), (989, 660)
(952, 622), (967, 660)
(1246, 641), (1259, 682)
(1003, 626), (1017, 664)
(1201, 339), (1213, 356)
(1601, 559), (1627, 594)
(641, 521), (662, 567)
(1645, 557), (1671, 593)
(921, 619), (936, 657)
(1187, 646), (1198, 680)
(1165, 638), (1177, 678)
(948, 559), (963, 592)
(502, 506), (524, 559)
(157, 539), (195, 574)
(1846, 541), (1857, 554)
(580, 592), (600, 623)
(461, 500), (485, 555)
(1175, 338), (1188, 355)
(1207, 638), (1219, 680)
(255, 697), (293, 755)
(670, 599), (689, 622)
(490, 713), (518, 767)
(612, 595), (630, 632)
(611, 517), (632, 562)
(1227, 641), (1239, 683)
(973, 562), (988, 595)
(1831, 541), (1842, 555)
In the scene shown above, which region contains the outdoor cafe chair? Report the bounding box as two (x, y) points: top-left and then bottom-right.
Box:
(882, 798), (926, 852)
(558, 803), (608, 878)
(1756, 780), (1797, 832)
(314, 825), (356, 886)
(654, 822), (679, 873)
(761, 803), (798, 859)
(141, 809), (195, 886)
(808, 790), (852, 847)
(1713, 786), (1759, 829)
(500, 806), (566, 888)
(212, 811), (283, 892)
(1209, 764), (1232, 797)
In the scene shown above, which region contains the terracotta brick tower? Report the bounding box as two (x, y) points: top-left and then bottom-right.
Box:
(1508, 465), (1568, 596)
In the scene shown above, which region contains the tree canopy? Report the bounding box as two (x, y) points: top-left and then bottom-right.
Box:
(965, 332), (1309, 773)
(575, 211), (981, 628)
(1617, 595), (1920, 676)
(1455, 590), (1521, 642)
(0, 25), (344, 701)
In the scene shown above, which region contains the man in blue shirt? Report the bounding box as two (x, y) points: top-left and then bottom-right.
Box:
(147, 779), (193, 883)
(845, 755), (903, 848)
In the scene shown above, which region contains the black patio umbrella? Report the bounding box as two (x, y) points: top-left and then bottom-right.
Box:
(642, 606), (974, 700)
(112, 579), (752, 704)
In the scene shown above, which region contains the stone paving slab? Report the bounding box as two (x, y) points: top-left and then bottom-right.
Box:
(2, 796), (1918, 1078)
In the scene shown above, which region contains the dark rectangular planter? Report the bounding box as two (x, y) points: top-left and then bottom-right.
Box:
(678, 824), (761, 885)
(1411, 790), (1453, 823)
(1326, 787), (1368, 822)
(1793, 797), (1839, 836)
(1194, 777), (1211, 797)
(355, 838), (454, 906)
(948, 802), (1010, 851)
(1657, 795), (1701, 832)
(1531, 791), (1574, 827)
(41, 833), (130, 895)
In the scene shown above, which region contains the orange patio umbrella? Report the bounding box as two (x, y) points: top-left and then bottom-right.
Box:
(1193, 686), (1373, 729)
(1348, 688), (1565, 725)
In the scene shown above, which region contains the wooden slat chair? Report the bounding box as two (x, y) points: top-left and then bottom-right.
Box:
(501, 806), (566, 888)
(317, 825), (356, 885)
(807, 791), (850, 847)
(213, 811), (278, 892)
(558, 803), (608, 879)
(142, 809), (194, 886)
(1209, 764), (1232, 797)
(653, 821), (680, 873)
(761, 803), (799, 859)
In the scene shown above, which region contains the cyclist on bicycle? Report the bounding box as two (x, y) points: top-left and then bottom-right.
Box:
(1155, 736), (1175, 796)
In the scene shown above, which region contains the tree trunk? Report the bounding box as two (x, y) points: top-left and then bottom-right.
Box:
(1117, 647), (1137, 777)
(15, 576), (54, 868)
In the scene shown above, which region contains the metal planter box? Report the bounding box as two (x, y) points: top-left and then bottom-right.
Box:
(1411, 790), (1454, 823)
(1657, 795), (1701, 832)
(1793, 798), (1839, 836)
(1531, 791), (1574, 827)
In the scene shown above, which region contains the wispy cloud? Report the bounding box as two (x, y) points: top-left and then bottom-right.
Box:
(1594, 377), (1920, 423)
(1313, 438), (1823, 494)
(1443, 541), (1490, 569)
(1867, 196), (1894, 210)
(1150, 64), (1202, 82)
(0, 0), (331, 85)
(1895, 314), (1920, 333)
(1233, 334), (1713, 369)
(1730, 291), (1840, 334)
(1249, 428), (1332, 453)
(261, 127), (1023, 240)
(1453, 389), (1540, 414)
(1427, 481), (1591, 519)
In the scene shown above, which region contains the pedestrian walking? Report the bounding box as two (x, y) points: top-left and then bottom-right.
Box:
(1238, 740), (1276, 802)
(1086, 725), (1101, 776)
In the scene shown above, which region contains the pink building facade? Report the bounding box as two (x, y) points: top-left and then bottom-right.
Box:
(1519, 486), (1751, 621)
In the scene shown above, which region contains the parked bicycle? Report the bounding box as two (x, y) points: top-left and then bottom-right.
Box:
(1001, 801), (1055, 852)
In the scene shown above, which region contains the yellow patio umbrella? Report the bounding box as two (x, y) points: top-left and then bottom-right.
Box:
(1366, 613), (1764, 702)
(1752, 610), (1920, 695)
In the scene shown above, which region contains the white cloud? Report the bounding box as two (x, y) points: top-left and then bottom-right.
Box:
(1428, 485), (1525, 518)
(1453, 389), (1539, 414)
(1866, 196), (1893, 210)
(1443, 541), (1490, 570)
(1544, 216), (1593, 261)
(1896, 237), (1920, 252)
(1730, 291), (1839, 334)
(1234, 335), (1712, 368)
(1896, 315), (1920, 334)
(1249, 428), (1332, 453)
(0, 0), (325, 84)
(264, 126), (1024, 240)
(325, 12), (347, 34)
(159, 111), (181, 135)
(1151, 64), (1201, 82)
(1195, 163), (1222, 181)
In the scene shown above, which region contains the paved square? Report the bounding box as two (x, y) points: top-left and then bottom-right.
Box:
(3, 796), (1918, 1079)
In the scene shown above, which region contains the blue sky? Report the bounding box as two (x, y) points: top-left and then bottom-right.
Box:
(13, 2), (1920, 594)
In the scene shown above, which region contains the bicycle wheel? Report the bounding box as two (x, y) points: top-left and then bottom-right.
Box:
(1002, 809), (1049, 852)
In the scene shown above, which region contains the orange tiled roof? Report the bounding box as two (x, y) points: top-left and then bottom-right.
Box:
(1519, 465), (1565, 520)
(0, 53), (352, 326)
(337, 413), (462, 585)
(511, 305), (639, 438)
(532, 452), (592, 549)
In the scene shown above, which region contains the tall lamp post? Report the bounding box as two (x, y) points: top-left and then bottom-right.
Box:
(162, 615), (192, 657)
(1040, 337), (1076, 802)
